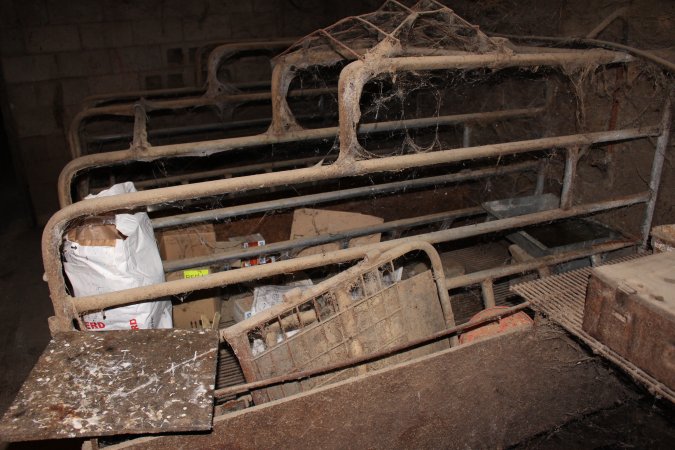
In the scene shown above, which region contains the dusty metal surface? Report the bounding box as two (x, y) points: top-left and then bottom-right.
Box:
(42, 3), (669, 339)
(511, 253), (675, 403)
(60, 104), (543, 206)
(222, 242), (453, 404)
(105, 326), (635, 450)
(0, 329), (219, 442)
(58, 0), (641, 206)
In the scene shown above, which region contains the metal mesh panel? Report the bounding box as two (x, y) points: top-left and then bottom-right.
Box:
(223, 246), (451, 403)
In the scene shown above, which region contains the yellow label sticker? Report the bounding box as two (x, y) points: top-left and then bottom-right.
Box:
(183, 268), (210, 278)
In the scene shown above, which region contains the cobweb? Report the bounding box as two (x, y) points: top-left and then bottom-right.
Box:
(275, 0), (507, 64)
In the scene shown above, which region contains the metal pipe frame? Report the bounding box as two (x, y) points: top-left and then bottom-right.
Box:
(62, 4), (565, 202)
(57, 192), (649, 319)
(62, 27), (577, 202)
(640, 95), (673, 247)
(68, 39), (300, 158)
(150, 160), (539, 229)
(79, 39), (298, 109)
(59, 104), (544, 206)
(67, 85), (334, 159)
(203, 39), (298, 97)
(163, 206), (486, 273)
(43, 51), (667, 336)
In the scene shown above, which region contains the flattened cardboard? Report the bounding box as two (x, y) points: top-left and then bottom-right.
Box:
(290, 208), (384, 256)
(157, 224), (216, 261)
(173, 298), (222, 330)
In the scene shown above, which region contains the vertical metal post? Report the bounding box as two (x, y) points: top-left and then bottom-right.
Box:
(534, 159), (547, 195)
(462, 125), (471, 148)
(131, 102), (150, 151)
(560, 146), (581, 209)
(481, 279), (496, 308)
(641, 97), (673, 248)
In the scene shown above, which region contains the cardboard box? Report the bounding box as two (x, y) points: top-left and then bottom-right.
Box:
(213, 233), (273, 268)
(173, 297), (222, 330)
(157, 224), (216, 261)
(290, 208), (383, 257)
(232, 293), (254, 323)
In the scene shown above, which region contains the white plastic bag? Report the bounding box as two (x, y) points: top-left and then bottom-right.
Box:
(63, 182), (172, 331)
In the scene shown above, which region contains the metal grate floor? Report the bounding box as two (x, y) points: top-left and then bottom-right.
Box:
(216, 319), (246, 397)
(511, 253), (675, 404)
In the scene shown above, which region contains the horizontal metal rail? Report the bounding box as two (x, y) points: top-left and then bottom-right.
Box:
(63, 192), (648, 317)
(60, 105), (544, 206)
(118, 155), (328, 191)
(45, 51), (664, 335)
(89, 117), (276, 145)
(68, 86), (335, 159)
(151, 160), (539, 229)
(163, 206), (486, 272)
(53, 127), (656, 219)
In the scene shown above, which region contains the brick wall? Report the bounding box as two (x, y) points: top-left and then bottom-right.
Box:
(0, 0), (379, 225)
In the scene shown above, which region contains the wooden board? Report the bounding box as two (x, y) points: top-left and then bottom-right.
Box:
(0, 329), (219, 442)
(108, 326), (634, 450)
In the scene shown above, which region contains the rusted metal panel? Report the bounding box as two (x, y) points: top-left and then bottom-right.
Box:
(0, 329), (219, 442)
(582, 251), (675, 391)
(107, 326), (634, 450)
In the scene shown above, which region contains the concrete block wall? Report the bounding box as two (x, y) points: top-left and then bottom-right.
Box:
(0, 0), (378, 225)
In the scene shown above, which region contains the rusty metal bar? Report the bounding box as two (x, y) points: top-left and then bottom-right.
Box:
(462, 125), (471, 148)
(560, 146), (581, 209)
(151, 161), (538, 229)
(534, 159), (547, 196)
(480, 280), (496, 308)
(204, 39), (298, 97)
(68, 86), (335, 159)
(640, 96), (672, 247)
(488, 33), (675, 73)
(135, 155), (328, 191)
(444, 240), (632, 289)
(586, 6), (629, 39)
(59, 105), (544, 206)
(131, 103), (150, 152)
(89, 117), (275, 145)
